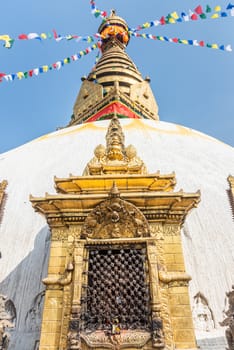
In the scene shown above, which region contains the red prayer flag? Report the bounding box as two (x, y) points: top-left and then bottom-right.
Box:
(53, 29), (58, 39)
(199, 41), (205, 47)
(195, 5), (203, 15)
(29, 70), (34, 77)
(18, 34), (28, 40)
(0, 73), (6, 82)
(160, 16), (166, 25)
(172, 38), (178, 43)
(191, 13), (198, 20)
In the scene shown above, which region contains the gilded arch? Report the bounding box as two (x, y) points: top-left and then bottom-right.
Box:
(81, 184), (150, 240)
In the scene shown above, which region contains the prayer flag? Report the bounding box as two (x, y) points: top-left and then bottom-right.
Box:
(195, 5), (203, 15)
(206, 5), (212, 12)
(214, 5), (221, 12)
(18, 34), (28, 40)
(211, 13), (219, 18)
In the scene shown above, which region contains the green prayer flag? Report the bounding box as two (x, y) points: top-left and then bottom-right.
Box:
(206, 5), (212, 13)
(94, 11), (101, 18)
(200, 13), (207, 19)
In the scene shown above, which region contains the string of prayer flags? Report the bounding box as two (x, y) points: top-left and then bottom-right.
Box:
(0, 31), (103, 48)
(129, 3), (234, 32)
(129, 31), (232, 52)
(90, 0), (107, 19)
(0, 42), (101, 83)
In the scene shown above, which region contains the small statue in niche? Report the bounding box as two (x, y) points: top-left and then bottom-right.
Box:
(67, 316), (81, 350)
(151, 316), (165, 348)
(192, 292), (214, 332)
(0, 295), (16, 350)
(220, 285), (234, 350)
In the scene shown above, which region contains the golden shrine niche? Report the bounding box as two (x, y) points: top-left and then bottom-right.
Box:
(31, 117), (200, 350)
(228, 175), (234, 197)
(0, 180), (7, 223)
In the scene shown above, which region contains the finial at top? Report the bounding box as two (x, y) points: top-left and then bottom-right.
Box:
(110, 9), (116, 16)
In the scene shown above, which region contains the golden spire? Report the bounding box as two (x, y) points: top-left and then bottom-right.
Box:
(70, 11), (159, 125)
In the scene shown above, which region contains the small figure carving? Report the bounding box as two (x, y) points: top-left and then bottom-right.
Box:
(25, 291), (45, 331)
(220, 285), (234, 350)
(192, 293), (214, 332)
(0, 295), (16, 350)
(67, 312), (81, 350)
(151, 316), (165, 348)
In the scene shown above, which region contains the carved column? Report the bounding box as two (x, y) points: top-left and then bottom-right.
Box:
(162, 225), (197, 349)
(39, 229), (72, 350)
(67, 240), (85, 350)
(147, 241), (165, 348)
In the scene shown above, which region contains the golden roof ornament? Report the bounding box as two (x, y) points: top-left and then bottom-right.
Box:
(83, 116), (147, 175)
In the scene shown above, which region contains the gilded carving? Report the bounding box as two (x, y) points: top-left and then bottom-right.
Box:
(81, 184), (149, 239)
(52, 226), (82, 241)
(83, 116), (147, 175)
(163, 225), (180, 236)
(43, 261), (74, 286)
(0, 180), (7, 225)
(80, 330), (151, 349)
(220, 285), (234, 349)
(151, 317), (165, 348)
(149, 224), (164, 240)
(0, 295), (16, 350)
(228, 175), (234, 192)
(159, 271), (191, 285)
(60, 284), (74, 350)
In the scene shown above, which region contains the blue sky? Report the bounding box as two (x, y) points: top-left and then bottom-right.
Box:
(0, 0), (233, 153)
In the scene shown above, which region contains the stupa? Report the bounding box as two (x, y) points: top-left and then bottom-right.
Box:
(0, 10), (234, 350)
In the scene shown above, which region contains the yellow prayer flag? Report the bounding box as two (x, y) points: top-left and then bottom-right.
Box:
(211, 13), (219, 18)
(0, 34), (11, 41)
(211, 44), (218, 49)
(158, 36), (164, 41)
(40, 33), (47, 39)
(214, 5), (221, 12)
(17, 72), (24, 79)
(171, 11), (179, 19)
(43, 65), (49, 72)
(63, 58), (68, 64)
(181, 40), (188, 44)
(169, 18), (176, 23)
(143, 22), (150, 28)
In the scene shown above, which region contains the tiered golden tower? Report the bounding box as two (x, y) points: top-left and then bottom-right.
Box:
(31, 11), (201, 350)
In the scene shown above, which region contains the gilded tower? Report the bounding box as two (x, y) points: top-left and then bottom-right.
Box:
(31, 11), (201, 350)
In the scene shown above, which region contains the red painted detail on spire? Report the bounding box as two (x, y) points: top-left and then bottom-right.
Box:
(85, 101), (142, 123)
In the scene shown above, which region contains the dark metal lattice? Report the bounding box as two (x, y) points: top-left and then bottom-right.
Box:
(81, 246), (150, 331)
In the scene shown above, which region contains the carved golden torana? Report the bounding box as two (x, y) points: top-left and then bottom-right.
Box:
(31, 116), (200, 350)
